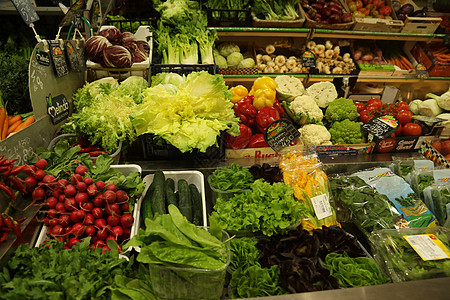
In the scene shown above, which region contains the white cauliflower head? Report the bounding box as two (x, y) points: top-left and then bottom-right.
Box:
(306, 81), (338, 108)
(290, 95), (324, 122)
(275, 75), (305, 102)
(299, 124), (332, 145)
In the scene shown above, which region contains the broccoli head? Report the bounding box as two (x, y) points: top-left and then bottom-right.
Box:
(325, 97), (359, 123)
(329, 119), (363, 144)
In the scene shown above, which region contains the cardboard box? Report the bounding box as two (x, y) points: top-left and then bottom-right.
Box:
(358, 64), (395, 76)
(401, 15), (442, 34)
(411, 42), (450, 77)
(374, 135), (434, 153)
(348, 0), (404, 32)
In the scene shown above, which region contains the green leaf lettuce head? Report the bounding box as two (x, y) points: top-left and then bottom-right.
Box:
(208, 163), (254, 192)
(210, 179), (307, 236)
(131, 71), (240, 153)
(64, 76), (147, 153)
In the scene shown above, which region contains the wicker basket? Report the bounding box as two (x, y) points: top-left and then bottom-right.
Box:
(251, 4), (305, 28)
(301, 0), (355, 30)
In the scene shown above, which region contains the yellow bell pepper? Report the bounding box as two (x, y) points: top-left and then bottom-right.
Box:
(229, 85), (248, 103)
(251, 76), (277, 91)
(251, 88), (276, 110)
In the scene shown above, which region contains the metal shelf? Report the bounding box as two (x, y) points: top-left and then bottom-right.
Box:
(212, 27), (445, 43)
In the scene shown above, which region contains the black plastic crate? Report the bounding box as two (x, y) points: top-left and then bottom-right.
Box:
(204, 8), (252, 27)
(104, 18), (156, 33)
(149, 63), (217, 84)
(139, 133), (225, 163)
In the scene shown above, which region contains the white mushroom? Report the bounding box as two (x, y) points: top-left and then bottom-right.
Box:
(316, 61), (324, 73)
(325, 49), (334, 59)
(275, 55), (287, 67)
(265, 44), (275, 54)
(288, 56), (297, 61)
(286, 58), (296, 69)
(307, 41), (316, 50)
(267, 60), (276, 68)
(325, 40), (333, 50)
(258, 63), (267, 71)
(333, 46), (340, 57)
(256, 54), (263, 64)
(264, 66), (275, 73)
(262, 54), (272, 63)
(273, 65), (280, 73)
(280, 65), (288, 73)
(314, 44), (325, 56)
(323, 65), (331, 74)
(332, 66), (343, 74)
(343, 53), (351, 63)
(291, 66), (302, 73)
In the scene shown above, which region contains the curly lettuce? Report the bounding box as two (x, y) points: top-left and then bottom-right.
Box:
(130, 71), (240, 153)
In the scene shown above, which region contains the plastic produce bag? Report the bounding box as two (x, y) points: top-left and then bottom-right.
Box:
(423, 182), (450, 226)
(279, 152), (339, 231)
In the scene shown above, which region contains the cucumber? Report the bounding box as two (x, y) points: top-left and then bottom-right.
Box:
(165, 178), (178, 209)
(189, 183), (203, 226)
(177, 179), (192, 222)
(151, 171), (166, 216)
(141, 181), (155, 228)
(166, 178), (175, 191)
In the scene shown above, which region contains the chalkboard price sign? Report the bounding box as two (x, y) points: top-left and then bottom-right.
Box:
(65, 40), (83, 72)
(11, 0), (40, 25)
(301, 50), (316, 68)
(362, 115), (400, 141)
(264, 119), (300, 153)
(49, 40), (69, 77)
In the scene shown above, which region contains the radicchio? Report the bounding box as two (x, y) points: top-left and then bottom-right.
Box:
(121, 32), (136, 44)
(102, 45), (132, 68)
(136, 40), (150, 55)
(132, 48), (148, 63)
(98, 27), (122, 45)
(85, 35), (111, 62)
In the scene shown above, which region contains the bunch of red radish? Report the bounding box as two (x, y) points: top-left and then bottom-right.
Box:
(25, 158), (134, 252)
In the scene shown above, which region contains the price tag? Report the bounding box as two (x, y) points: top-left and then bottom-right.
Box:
(64, 40), (84, 72)
(11, 0), (39, 25)
(264, 119), (300, 153)
(46, 94), (70, 125)
(311, 194), (333, 220)
(301, 50), (316, 68)
(415, 64), (429, 80)
(403, 234), (450, 261)
(59, 0), (85, 27)
(35, 48), (51, 67)
(362, 115), (400, 141)
(48, 40), (69, 77)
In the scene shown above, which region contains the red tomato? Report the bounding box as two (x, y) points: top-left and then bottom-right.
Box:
(359, 110), (373, 123)
(442, 140), (450, 155)
(402, 123), (422, 136)
(432, 140), (442, 153)
(382, 104), (397, 116)
(354, 101), (365, 113)
(365, 104), (381, 116)
(396, 101), (409, 112)
(367, 98), (383, 109)
(396, 109), (413, 125)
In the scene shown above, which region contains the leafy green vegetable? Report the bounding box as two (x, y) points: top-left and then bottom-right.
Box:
(252, 0), (300, 20)
(0, 239), (133, 299)
(229, 237), (260, 272)
(231, 265), (286, 298)
(330, 176), (400, 236)
(203, 0), (251, 20)
(130, 71), (240, 153)
(427, 183), (450, 226)
(324, 252), (390, 288)
(370, 228), (450, 282)
(208, 163), (254, 192)
(210, 179), (307, 236)
(125, 205), (228, 268)
(63, 76), (147, 153)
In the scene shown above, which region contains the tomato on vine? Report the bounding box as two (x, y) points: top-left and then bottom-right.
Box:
(354, 101), (365, 113)
(402, 123), (422, 136)
(396, 109), (413, 125)
(367, 98), (383, 109)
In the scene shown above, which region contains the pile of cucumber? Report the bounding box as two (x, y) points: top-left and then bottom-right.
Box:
(141, 171), (203, 226)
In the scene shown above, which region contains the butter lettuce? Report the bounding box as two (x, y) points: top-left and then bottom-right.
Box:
(131, 71), (240, 152)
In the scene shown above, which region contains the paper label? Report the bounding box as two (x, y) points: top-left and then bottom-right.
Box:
(414, 160), (434, 171)
(433, 169), (450, 183)
(404, 234), (450, 261)
(311, 194), (333, 220)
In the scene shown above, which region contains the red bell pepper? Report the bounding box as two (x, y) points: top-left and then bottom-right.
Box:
(273, 99), (284, 116)
(233, 95), (257, 127)
(247, 134), (269, 148)
(224, 123), (253, 150)
(255, 106), (280, 133)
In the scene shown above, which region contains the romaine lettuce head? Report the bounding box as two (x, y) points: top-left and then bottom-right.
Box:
(131, 71), (239, 152)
